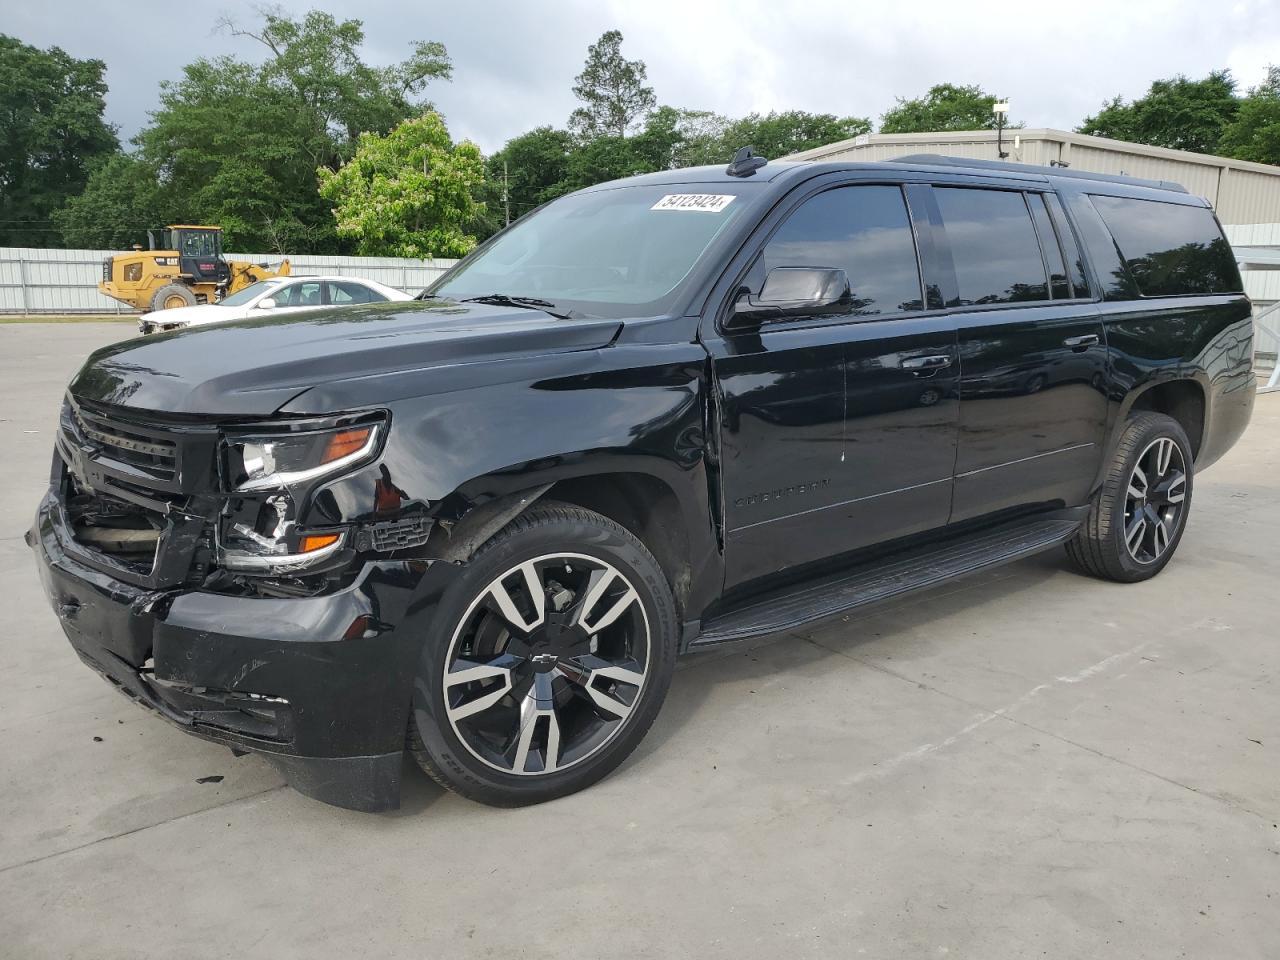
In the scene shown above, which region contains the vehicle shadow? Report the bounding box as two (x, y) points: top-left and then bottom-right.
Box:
(390, 552), (1066, 814)
(631, 550), (1066, 762)
(388, 756), (450, 816)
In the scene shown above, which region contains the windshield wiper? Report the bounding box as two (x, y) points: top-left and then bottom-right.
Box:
(457, 293), (578, 319)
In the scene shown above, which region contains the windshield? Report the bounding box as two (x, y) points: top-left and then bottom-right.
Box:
(219, 279), (284, 307)
(430, 184), (750, 317)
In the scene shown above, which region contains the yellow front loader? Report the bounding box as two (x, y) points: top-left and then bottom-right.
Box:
(98, 225), (291, 312)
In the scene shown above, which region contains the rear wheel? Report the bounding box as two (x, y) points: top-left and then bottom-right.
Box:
(1066, 412), (1193, 582)
(151, 283), (196, 311)
(408, 502), (677, 806)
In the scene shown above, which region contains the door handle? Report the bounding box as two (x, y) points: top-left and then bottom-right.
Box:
(900, 354), (952, 370)
(1063, 334), (1100, 351)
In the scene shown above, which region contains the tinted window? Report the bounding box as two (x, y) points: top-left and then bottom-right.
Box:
(762, 185), (923, 316)
(1028, 194), (1070, 299)
(328, 281), (382, 304)
(1090, 195), (1241, 296)
(935, 188), (1049, 305)
(219, 279), (283, 307)
(179, 230), (218, 257)
(1044, 193), (1089, 296)
(275, 281), (324, 307)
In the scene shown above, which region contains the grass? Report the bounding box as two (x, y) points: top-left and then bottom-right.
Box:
(0, 314), (137, 323)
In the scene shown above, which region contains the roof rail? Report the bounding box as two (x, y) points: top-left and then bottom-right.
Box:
(892, 153), (1189, 194)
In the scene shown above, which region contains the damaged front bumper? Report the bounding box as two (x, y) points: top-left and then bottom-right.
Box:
(29, 489), (460, 812)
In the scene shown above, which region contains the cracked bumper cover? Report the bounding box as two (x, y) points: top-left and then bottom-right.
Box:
(30, 490), (460, 812)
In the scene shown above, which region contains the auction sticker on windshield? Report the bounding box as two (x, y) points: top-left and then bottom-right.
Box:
(651, 194), (736, 212)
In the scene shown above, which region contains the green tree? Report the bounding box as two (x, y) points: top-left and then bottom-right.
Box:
(0, 35), (118, 246)
(715, 111), (871, 160)
(139, 59), (334, 251)
(880, 83), (1012, 134)
(554, 135), (651, 195)
(569, 30), (656, 140)
(318, 112), (485, 258)
(1079, 71), (1238, 153)
(495, 107), (876, 214)
(135, 8), (451, 251)
(53, 154), (173, 249)
(487, 126), (576, 220)
(1218, 66), (1280, 165)
(626, 108), (869, 168)
(631, 106), (729, 168)
(217, 10), (452, 149)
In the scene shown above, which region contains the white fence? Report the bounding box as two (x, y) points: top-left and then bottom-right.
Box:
(0, 247), (459, 314)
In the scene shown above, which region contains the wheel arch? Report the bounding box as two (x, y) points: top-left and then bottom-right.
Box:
(1123, 378), (1206, 459)
(425, 466), (715, 625)
(544, 473), (694, 621)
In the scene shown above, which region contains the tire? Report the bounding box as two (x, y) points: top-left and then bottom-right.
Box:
(1066, 412), (1194, 583)
(150, 283), (196, 311)
(408, 501), (678, 806)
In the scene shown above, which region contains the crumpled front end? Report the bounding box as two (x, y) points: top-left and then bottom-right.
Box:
(29, 395), (460, 811)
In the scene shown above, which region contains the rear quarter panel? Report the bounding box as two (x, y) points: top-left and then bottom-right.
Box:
(1061, 187), (1255, 474)
(1098, 297), (1254, 469)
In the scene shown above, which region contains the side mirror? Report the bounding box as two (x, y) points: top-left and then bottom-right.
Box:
(730, 267), (851, 325)
(258, 297), (277, 310)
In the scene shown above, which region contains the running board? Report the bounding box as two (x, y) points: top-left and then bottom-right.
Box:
(692, 516), (1081, 648)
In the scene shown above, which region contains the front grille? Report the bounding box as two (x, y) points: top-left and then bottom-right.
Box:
(56, 399), (219, 589)
(62, 401), (178, 483)
(72, 405), (177, 480)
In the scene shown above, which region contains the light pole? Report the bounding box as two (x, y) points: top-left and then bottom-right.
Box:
(993, 99), (1010, 159)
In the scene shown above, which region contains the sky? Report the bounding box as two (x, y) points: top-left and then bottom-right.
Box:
(8, 0), (1280, 154)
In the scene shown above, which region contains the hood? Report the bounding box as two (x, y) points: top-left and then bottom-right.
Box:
(71, 300), (623, 417)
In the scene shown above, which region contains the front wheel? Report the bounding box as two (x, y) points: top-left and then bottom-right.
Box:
(150, 283), (197, 311)
(408, 502), (677, 806)
(1066, 412), (1193, 582)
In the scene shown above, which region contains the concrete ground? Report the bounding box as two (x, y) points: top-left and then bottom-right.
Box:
(0, 322), (1276, 959)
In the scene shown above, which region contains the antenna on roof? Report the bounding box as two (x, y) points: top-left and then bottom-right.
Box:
(726, 146), (768, 178)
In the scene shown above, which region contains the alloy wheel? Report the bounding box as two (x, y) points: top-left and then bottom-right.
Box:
(442, 553), (650, 776)
(1123, 436), (1187, 564)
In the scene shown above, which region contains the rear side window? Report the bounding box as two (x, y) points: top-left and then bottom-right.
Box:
(934, 188), (1048, 305)
(1089, 195), (1241, 296)
(762, 185), (924, 316)
(328, 281), (382, 304)
(275, 281), (324, 307)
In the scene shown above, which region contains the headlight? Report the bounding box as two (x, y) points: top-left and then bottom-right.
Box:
(228, 423), (380, 491)
(217, 418), (383, 575)
(220, 519), (347, 573)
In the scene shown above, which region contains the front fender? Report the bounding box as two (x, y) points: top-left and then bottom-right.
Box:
(306, 342), (703, 508)
(298, 343), (719, 608)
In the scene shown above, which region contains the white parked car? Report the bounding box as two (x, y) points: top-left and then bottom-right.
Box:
(138, 275), (413, 334)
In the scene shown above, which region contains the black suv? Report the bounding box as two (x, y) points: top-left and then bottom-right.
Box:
(30, 152), (1255, 811)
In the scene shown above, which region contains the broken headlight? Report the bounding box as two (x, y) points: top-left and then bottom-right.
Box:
(226, 422), (381, 492)
(217, 417), (383, 574)
(218, 492), (347, 573)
